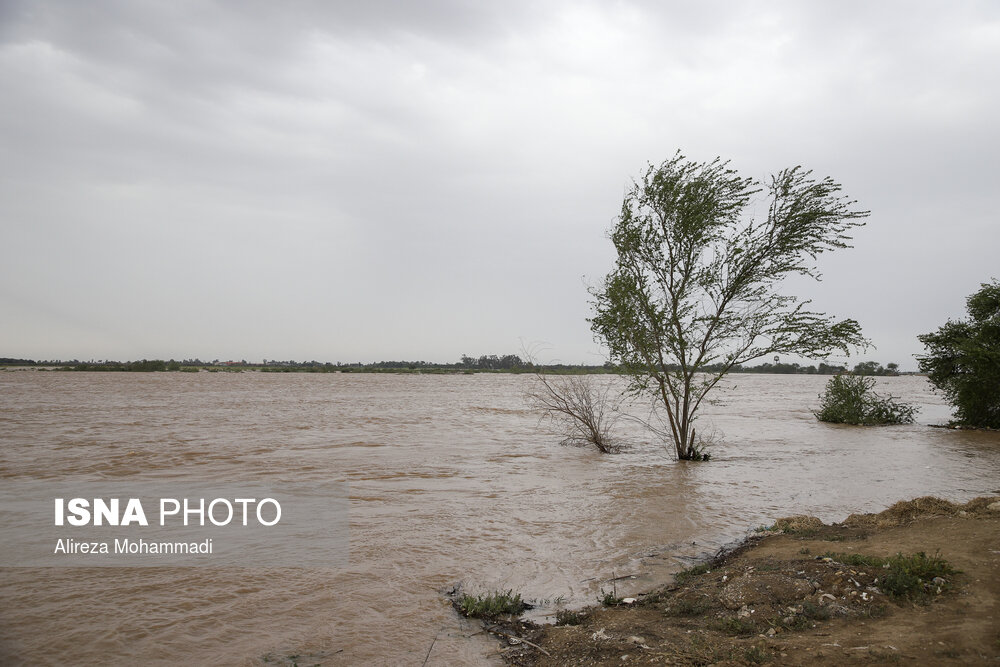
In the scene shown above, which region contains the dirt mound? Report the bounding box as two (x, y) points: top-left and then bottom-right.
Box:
(771, 515), (824, 533)
(489, 496), (1000, 665)
(842, 495), (1000, 528)
(717, 572), (815, 610)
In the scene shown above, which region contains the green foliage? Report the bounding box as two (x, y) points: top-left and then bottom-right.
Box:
(852, 360), (900, 376)
(457, 590), (526, 619)
(0, 358), (37, 365)
(599, 590), (623, 606)
(590, 152), (869, 459)
(918, 280), (1000, 428)
(814, 374), (917, 425)
(459, 353), (526, 370)
(824, 551), (957, 599)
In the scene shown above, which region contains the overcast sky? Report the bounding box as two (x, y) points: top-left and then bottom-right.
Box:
(1, 1), (997, 368)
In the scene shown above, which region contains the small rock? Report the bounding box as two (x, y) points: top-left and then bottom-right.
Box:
(932, 577), (947, 586)
(592, 628), (611, 641)
(627, 636), (646, 645)
(987, 501), (1000, 512)
(958, 510), (968, 517)
(766, 627), (777, 637)
(621, 597), (637, 604)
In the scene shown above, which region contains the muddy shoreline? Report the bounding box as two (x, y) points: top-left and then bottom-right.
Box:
(471, 496), (1000, 666)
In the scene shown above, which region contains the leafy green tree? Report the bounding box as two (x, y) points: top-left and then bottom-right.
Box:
(590, 152), (869, 459)
(852, 361), (884, 376)
(918, 280), (1000, 428)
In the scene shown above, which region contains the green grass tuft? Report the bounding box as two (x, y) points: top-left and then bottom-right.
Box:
(824, 551), (957, 599)
(599, 590), (623, 606)
(458, 590), (527, 619)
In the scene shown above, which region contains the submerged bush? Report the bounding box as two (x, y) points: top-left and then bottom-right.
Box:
(526, 372), (625, 453)
(457, 590), (527, 619)
(815, 374), (917, 425)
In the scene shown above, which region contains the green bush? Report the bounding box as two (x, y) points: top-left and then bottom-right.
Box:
(824, 551), (956, 599)
(598, 590), (623, 606)
(815, 374), (917, 425)
(457, 590), (526, 619)
(918, 280), (1000, 428)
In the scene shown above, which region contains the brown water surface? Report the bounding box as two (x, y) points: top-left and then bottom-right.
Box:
(1, 371), (998, 665)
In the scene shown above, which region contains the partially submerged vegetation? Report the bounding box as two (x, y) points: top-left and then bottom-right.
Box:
(814, 373), (917, 425)
(919, 279), (1000, 429)
(526, 371), (625, 453)
(456, 590), (529, 620)
(590, 152), (870, 460)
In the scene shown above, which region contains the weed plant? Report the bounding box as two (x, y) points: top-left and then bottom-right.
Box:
(824, 551), (956, 599)
(458, 590), (527, 619)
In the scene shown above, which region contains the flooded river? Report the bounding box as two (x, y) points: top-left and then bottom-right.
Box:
(2, 371), (998, 665)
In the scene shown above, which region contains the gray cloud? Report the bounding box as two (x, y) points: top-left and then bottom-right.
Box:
(1, 1), (997, 366)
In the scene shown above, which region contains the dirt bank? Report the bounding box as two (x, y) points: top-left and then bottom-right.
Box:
(487, 496), (1000, 665)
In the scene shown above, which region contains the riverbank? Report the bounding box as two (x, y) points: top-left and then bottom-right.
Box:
(487, 496), (1000, 665)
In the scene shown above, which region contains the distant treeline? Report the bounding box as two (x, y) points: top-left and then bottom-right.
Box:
(2, 356), (904, 376)
(727, 360), (901, 376)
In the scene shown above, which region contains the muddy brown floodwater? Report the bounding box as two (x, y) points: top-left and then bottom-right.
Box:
(1, 371), (998, 665)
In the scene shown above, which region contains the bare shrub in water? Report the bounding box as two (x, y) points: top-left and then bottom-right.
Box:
(527, 372), (624, 453)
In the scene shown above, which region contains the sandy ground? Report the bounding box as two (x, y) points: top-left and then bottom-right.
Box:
(481, 496), (1000, 666)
